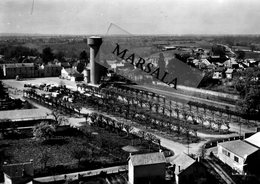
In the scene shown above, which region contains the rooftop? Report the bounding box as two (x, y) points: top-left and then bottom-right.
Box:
(245, 132), (260, 148)
(129, 152), (166, 166)
(172, 153), (195, 174)
(226, 68), (234, 73)
(3, 63), (35, 68)
(219, 140), (259, 159)
(3, 162), (34, 178)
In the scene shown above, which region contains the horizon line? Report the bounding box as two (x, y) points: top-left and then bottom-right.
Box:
(1, 32), (260, 37)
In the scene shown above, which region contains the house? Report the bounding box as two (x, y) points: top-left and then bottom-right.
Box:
(1, 63), (35, 78)
(217, 140), (260, 175)
(172, 154), (219, 184)
(192, 59), (200, 67)
(0, 63), (62, 79)
(173, 153), (195, 184)
(225, 68), (234, 79)
(41, 64), (62, 77)
(3, 161), (34, 184)
(201, 59), (211, 66)
(212, 68), (224, 79)
(209, 55), (229, 63)
(247, 59), (257, 67)
(245, 132), (260, 148)
(57, 62), (71, 68)
(128, 152), (166, 184)
(61, 68), (84, 81)
(224, 58), (239, 69)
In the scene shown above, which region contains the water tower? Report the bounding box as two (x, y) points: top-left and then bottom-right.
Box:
(87, 36), (102, 85)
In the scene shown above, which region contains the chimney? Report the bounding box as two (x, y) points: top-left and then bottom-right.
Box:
(87, 36), (103, 85)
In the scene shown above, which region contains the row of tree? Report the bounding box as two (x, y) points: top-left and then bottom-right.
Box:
(85, 112), (161, 149)
(0, 45), (89, 64)
(235, 67), (260, 120)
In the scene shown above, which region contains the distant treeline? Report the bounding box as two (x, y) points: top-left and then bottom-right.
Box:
(0, 45), (39, 59)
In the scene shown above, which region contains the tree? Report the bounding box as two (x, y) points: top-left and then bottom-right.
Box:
(89, 113), (98, 125)
(40, 149), (51, 170)
(0, 81), (9, 99)
(212, 45), (226, 57)
(250, 44), (256, 52)
(71, 144), (87, 168)
(137, 130), (146, 143)
(1, 45), (39, 59)
(47, 110), (68, 127)
(117, 122), (124, 134)
(55, 51), (65, 62)
(145, 133), (157, 151)
(198, 145), (207, 159)
(0, 119), (11, 139)
(76, 61), (85, 73)
(124, 124), (133, 137)
(235, 68), (260, 119)
(73, 103), (83, 115)
(236, 50), (245, 60)
(79, 50), (89, 64)
(33, 121), (55, 141)
(42, 47), (54, 64)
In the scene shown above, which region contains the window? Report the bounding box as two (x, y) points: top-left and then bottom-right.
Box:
(234, 156), (239, 163)
(222, 149), (230, 157)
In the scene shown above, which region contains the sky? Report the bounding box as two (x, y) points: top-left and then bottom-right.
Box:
(1, 0), (260, 35)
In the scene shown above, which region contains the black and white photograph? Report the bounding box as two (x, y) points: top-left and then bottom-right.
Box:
(0, 0), (260, 184)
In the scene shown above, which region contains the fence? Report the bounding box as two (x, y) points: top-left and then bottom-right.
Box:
(204, 135), (244, 149)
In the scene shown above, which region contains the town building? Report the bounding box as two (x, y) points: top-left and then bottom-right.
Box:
(1, 63), (35, 78)
(128, 152), (166, 184)
(39, 64), (62, 77)
(224, 58), (239, 69)
(172, 154), (221, 184)
(173, 153), (195, 184)
(212, 68), (224, 79)
(217, 140), (260, 175)
(0, 63), (61, 79)
(2, 161), (34, 184)
(61, 68), (84, 81)
(225, 68), (234, 79)
(245, 132), (260, 148)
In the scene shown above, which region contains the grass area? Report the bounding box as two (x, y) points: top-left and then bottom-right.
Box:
(0, 124), (166, 180)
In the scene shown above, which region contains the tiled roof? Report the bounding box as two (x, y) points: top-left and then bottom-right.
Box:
(219, 140), (258, 159)
(130, 152), (166, 166)
(4, 63), (34, 68)
(3, 162), (33, 178)
(226, 68), (234, 73)
(245, 132), (260, 148)
(64, 68), (83, 77)
(172, 153), (195, 174)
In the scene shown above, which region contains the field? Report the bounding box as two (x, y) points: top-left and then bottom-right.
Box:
(0, 123), (164, 180)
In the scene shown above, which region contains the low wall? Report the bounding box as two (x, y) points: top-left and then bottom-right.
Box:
(34, 165), (127, 183)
